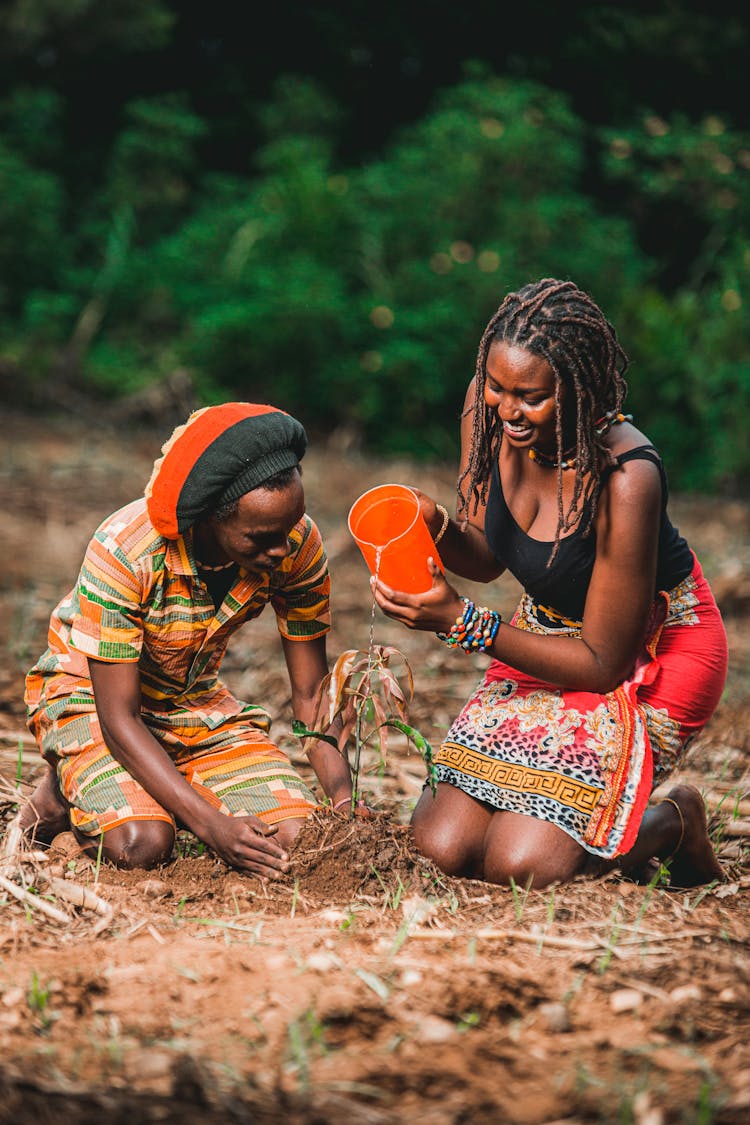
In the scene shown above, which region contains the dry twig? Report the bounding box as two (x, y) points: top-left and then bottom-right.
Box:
(0, 807), (114, 934)
(0, 872), (70, 925)
(405, 925), (716, 953)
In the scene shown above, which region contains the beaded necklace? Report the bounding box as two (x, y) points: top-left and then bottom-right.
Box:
(528, 411), (633, 470)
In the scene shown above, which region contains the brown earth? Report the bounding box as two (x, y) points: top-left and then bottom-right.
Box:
(0, 409), (748, 1124)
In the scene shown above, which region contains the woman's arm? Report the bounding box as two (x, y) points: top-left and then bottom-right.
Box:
(373, 457), (662, 694)
(281, 634), (353, 805)
(88, 659), (292, 877)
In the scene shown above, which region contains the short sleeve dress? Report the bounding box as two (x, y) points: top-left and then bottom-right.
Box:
(25, 498), (330, 836)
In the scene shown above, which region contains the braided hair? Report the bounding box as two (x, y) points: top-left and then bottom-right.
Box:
(458, 278), (629, 564)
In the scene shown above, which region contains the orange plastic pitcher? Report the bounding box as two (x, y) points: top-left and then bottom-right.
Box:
(347, 483), (443, 594)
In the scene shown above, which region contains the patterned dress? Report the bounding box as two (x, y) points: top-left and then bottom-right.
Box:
(433, 451), (728, 858)
(25, 498), (330, 836)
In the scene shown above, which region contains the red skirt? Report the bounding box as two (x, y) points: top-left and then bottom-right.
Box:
(433, 556), (728, 859)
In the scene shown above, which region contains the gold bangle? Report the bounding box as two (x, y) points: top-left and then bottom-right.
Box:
(433, 504), (450, 545)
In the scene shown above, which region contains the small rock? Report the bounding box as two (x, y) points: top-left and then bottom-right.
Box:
(610, 988), (643, 1013)
(399, 968), (422, 988)
(539, 1001), (570, 1033)
(263, 954), (288, 974)
(124, 1048), (174, 1084)
(141, 878), (170, 899)
(305, 952), (340, 973)
(317, 908), (348, 925)
(2, 987), (24, 1008)
(419, 1016), (457, 1043)
(669, 984), (702, 1004)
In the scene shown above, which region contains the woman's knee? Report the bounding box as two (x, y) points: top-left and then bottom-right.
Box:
(410, 786), (490, 877)
(411, 816), (478, 877)
(482, 851), (538, 889)
(482, 835), (584, 889)
(78, 820), (175, 870)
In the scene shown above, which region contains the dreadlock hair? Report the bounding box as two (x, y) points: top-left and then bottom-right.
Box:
(457, 278), (629, 565)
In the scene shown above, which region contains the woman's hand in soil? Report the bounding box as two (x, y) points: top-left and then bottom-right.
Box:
(371, 559), (464, 633)
(203, 814), (290, 879)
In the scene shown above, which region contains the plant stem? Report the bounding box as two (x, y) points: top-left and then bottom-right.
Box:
(351, 697), (365, 813)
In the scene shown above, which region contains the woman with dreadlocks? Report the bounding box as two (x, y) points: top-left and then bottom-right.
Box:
(371, 278), (728, 889)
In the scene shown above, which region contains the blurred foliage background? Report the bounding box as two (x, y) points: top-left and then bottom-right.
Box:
(0, 0), (748, 491)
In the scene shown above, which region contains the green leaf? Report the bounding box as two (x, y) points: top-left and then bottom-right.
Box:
(291, 719), (340, 750)
(384, 719), (432, 757)
(384, 719), (438, 794)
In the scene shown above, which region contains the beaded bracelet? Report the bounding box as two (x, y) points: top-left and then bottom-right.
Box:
(433, 504), (450, 545)
(436, 596), (501, 654)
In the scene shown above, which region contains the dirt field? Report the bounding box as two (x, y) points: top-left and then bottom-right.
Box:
(1, 409), (748, 1124)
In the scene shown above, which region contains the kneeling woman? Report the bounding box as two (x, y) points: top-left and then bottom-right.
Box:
(372, 279), (728, 889)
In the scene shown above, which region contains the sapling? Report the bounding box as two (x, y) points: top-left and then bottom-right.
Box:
(292, 645), (437, 815)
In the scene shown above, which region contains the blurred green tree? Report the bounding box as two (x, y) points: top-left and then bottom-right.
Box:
(600, 111), (750, 490)
(0, 139), (65, 318)
(115, 71), (646, 459)
(0, 44), (748, 492)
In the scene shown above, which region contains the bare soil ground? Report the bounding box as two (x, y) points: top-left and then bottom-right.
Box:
(0, 410), (748, 1124)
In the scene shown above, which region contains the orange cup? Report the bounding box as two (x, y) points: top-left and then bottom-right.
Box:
(347, 483), (443, 594)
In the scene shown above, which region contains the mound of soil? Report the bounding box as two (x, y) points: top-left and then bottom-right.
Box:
(65, 810), (457, 922)
(287, 809), (450, 904)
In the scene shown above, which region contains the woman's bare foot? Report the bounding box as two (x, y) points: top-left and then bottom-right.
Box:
(18, 765), (70, 844)
(663, 784), (725, 888)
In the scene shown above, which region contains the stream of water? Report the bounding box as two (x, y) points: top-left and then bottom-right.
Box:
(367, 546), (383, 659)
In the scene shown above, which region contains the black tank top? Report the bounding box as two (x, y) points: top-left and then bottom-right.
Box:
(485, 445), (694, 620)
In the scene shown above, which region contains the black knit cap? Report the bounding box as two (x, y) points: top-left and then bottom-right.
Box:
(145, 403), (307, 538)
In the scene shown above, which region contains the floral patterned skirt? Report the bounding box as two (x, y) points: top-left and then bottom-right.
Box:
(433, 556), (728, 859)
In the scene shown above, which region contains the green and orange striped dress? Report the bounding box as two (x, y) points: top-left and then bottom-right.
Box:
(25, 498), (329, 836)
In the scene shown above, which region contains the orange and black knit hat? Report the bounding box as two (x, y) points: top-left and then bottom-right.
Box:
(145, 402), (307, 539)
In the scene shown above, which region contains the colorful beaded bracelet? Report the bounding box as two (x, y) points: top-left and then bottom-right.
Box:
(437, 597), (501, 654)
